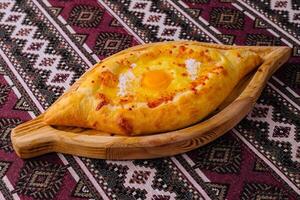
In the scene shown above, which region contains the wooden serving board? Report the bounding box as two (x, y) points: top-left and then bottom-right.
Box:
(11, 42), (291, 160)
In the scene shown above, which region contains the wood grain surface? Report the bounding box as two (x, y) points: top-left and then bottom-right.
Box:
(11, 42), (292, 159)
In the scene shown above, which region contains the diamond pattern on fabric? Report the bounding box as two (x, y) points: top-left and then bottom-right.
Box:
(0, 0), (299, 199)
(14, 161), (67, 199)
(68, 5), (103, 28)
(94, 32), (132, 56)
(248, 103), (299, 162)
(128, 0), (182, 40)
(106, 161), (177, 200)
(210, 7), (245, 29)
(191, 138), (242, 174)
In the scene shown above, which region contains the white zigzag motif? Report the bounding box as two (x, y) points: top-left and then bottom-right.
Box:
(128, 0), (181, 40)
(107, 161), (177, 200)
(248, 103), (299, 163)
(0, 0), (74, 88)
(270, 0), (300, 24)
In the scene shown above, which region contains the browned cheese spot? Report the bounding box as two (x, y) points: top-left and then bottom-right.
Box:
(99, 70), (118, 87)
(179, 45), (186, 54)
(199, 51), (212, 62)
(119, 95), (134, 104)
(212, 66), (227, 76)
(178, 63), (185, 67)
(190, 75), (209, 93)
(147, 95), (174, 108)
(118, 117), (133, 135)
(96, 93), (109, 111)
(92, 122), (98, 127)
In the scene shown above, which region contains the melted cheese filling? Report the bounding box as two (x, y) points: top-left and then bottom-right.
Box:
(86, 44), (236, 107)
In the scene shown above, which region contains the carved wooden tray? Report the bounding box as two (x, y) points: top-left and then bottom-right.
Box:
(11, 42), (291, 159)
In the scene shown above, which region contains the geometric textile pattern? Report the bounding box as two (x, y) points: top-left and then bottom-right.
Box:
(247, 102), (299, 163)
(68, 5), (103, 28)
(0, 0), (75, 90)
(82, 157), (204, 200)
(187, 8), (202, 19)
(110, 18), (122, 27)
(175, 130), (298, 199)
(0, 118), (22, 152)
(128, 0), (182, 40)
(245, 34), (281, 46)
(206, 183), (229, 200)
(280, 63), (300, 90)
(191, 137), (242, 174)
(236, 84), (300, 189)
(13, 97), (32, 112)
(72, 180), (94, 199)
(102, 0), (216, 44)
(240, 183), (289, 200)
(103, 161), (177, 200)
(217, 34), (236, 45)
(13, 161), (67, 199)
(241, 0), (300, 43)
(73, 34), (88, 45)
(292, 46), (300, 57)
(253, 159), (269, 172)
(0, 84), (10, 107)
(270, 0), (300, 24)
(94, 32), (132, 57)
(184, 0), (210, 3)
(0, 0), (300, 199)
(48, 7), (62, 17)
(0, 64), (5, 75)
(209, 7), (245, 29)
(253, 18), (270, 29)
(0, 161), (10, 178)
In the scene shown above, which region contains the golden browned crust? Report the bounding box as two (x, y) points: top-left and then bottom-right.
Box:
(44, 41), (262, 135)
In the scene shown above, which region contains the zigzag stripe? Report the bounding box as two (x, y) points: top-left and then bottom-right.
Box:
(247, 103), (299, 162)
(0, 0), (74, 88)
(128, 0), (181, 40)
(0, 117), (22, 128)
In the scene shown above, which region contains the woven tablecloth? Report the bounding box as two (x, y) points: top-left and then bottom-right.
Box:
(0, 0), (299, 199)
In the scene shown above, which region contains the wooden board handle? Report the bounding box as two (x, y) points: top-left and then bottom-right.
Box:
(11, 115), (113, 158)
(11, 115), (57, 157)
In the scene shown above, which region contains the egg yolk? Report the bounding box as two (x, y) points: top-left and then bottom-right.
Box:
(142, 70), (172, 90)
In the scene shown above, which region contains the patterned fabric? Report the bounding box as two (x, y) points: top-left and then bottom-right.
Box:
(0, 0), (299, 199)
